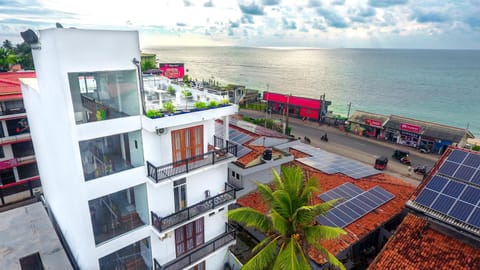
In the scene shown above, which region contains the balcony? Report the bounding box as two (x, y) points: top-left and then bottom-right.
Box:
(153, 225), (236, 270)
(151, 184), (236, 233)
(146, 145), (237, 183)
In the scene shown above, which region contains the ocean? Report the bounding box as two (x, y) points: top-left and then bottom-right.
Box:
(147, 47), (480, 136)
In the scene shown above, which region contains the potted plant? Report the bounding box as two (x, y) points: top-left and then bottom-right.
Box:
(220, 98), (230, 106)
(146, 109), (163, 118)
(194, 101), (207, 110)
(163, 101), (176, 115)
(167, 85), (175, 95)
(96, 109), (107, 121)
(182, 89), (192, 99)
(208, 100), (218, 108)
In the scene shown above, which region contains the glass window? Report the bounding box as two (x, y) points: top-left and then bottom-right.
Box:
(69, 70), (140, 124)
(79, 130), (144, 181)
(89, 184), (148, 245)
(12, 141), (35, 158)
(17, 163), (39, 180)
(175, 218), (204, 257)
(98, 237), (151, 270)
(0, 168), (16, 185)
(0, 146), (4, 158)
(6, 118), (29, 136)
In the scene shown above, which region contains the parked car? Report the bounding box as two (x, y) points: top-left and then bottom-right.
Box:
(374, 156), (388, 170)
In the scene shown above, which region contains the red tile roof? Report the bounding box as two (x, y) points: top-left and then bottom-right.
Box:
(0, 72), (36, 101)
(237, 148), (416, 266)
(368, 213), (480, 270)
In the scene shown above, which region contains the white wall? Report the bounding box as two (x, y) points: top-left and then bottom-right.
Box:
(22, 28), (142, 270)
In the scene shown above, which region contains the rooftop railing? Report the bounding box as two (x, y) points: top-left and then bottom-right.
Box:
(153, 224), (236, 270)
(146, 144), (237, 183)
(151, 183), (236, 233)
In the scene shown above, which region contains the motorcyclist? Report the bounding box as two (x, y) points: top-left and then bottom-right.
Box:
(401, 154), (411, 164)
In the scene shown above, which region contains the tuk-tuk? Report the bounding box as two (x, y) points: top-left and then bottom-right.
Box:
(374, 156), (388, 170)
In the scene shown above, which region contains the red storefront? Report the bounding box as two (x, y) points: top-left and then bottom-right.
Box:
(263, 92), (329, 120)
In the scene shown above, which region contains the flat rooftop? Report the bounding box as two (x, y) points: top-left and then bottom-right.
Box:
(0, 202), (72, 269)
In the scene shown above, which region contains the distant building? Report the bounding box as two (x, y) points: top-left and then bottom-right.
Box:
(369, 147), (480, 269)
(0, 72), (40, 207)
(0, 202), (73, 269)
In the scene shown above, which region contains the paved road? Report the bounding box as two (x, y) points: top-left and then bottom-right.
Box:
(239, 109), (440, 185)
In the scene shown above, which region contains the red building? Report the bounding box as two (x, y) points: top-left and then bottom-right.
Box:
(262, 91), (331, 121)
(0, 72), (40, 206)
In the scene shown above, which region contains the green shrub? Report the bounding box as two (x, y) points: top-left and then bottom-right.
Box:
(473, 145), (480, 152)
(163, 101), (176, 113)
(220, 98), (230, 105)
(146, 109), (163, 118)
(167, 85), (175, 95)
(182, 89), (192, 97)
(195, 101), (207, 109)
(208, 100), (219, 108)
(96, 109), (107, 121)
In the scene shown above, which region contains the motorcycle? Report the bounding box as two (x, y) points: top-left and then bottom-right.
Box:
(414, 165), (428, 175)
(400, 155), (412, 166)
(321, 133), (328, 142)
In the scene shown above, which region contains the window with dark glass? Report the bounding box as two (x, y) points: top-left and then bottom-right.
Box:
(6, 118), (29, 135)
(17, 163), (39, 180)
(68, 70), (140, 124)
(79, 130), (143, 181)
(99, 237), (152, 270)
(12, 141), (35, 158)
(89, 184), (148, 245)
(0, 168), (16, 185)
(175, 218), (204, 257)
(19, 252), (44, 270)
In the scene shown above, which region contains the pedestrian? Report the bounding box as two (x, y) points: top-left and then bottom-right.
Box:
(408, 166), (412, 176)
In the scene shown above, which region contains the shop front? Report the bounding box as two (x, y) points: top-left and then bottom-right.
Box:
(348, 111), (388, 139)
(263, 91), (331, 121)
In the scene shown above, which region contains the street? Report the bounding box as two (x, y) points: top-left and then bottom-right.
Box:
(239, 109), (440, 185)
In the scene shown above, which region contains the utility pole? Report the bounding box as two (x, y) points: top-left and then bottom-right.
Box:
(347, 102), (352, 120)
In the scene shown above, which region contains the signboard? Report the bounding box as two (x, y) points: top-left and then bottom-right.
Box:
(159, 63), (185, 79)
(400, 123), (421, 134)
(365, 119), (383, 128)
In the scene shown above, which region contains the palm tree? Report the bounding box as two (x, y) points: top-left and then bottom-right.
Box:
(228, 165), (346, 270)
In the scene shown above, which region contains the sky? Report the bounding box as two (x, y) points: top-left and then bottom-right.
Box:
(1, 0), (480, 49)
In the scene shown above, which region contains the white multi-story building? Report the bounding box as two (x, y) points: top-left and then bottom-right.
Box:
(20, 28), (238, 270)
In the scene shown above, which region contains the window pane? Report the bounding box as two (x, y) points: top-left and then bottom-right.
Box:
(99, 237), (151, 270)
(69, 70), (140, 124)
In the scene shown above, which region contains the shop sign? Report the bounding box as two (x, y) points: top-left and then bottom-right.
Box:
(400, 123), (421, 133)
(365, 119), (383, 128)
(0, 158), (18, 170)
(400, 130), (420, 138)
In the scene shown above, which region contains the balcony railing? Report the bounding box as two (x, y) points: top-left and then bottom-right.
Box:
(151, 184), (236, 233)
(146, 144), (237, 183)
(153, 224), (236, 270)
(213, 136), (240, 157)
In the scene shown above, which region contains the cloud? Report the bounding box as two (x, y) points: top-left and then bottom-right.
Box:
(317, 8), (349, 28)
(311, 19), (326, 30)
(239, 2), (264, 15)
(262, 0), (280, 5)
(331, 0), (345, 5)
(465, 16), (480, 29)
(176, 22), (187, 27)
(229, 20), (240, 28)
(368, 0), (408, 8)
(204, 0), (214, 7)
(412, 11), (450, 23)
(307, 0), (322, 8)
(228, 28), (234, 36)
(183, 0), (193, 6)
(349, 6), (376, 23)
(241, 14), (255, 24)
(299, 26), (308, 32)
(282, 18), (296, 29)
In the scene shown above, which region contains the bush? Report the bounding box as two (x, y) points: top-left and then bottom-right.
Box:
(182, 89), (192, 97)
(163, 101), (176, 113)
(220, 98), (230, 105)
(195, 101), (207, 109)
(146, 109), (163, 118)
(208, 100), (219, 108)
(473, 145), (480, 152)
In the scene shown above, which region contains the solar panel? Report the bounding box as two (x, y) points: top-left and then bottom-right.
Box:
(414, 172), (480, 229)
(318, 183), (363, 202)
(294, 144), (380, 179)
(317, 186), (394, 228)
(447, 150), (468, 163)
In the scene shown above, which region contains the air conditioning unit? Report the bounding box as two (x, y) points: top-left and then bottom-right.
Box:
(155, 128), (167, 135)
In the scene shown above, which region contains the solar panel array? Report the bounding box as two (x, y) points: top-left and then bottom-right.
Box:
(413, 149), (480, 229)
(215, 123), (253, 158)
(317, 186), (395, 228)
(318, 183), (363, 202)
(293, 144), (380, 179)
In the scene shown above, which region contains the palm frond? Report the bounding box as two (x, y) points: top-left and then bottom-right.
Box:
(304, 225), (347, 244)
(228, 207), (271, 232)
(299, 177), (319, 203)
(272, 189), (293, 218)
(313, 199), (342, 216)
(274, 238), (311, 270)
(242, 236), (279, 270)
(292, 205), (316, 228)
(253, 235), (278, 253)
(272, 168), (284, 190)
(311, 242), (346, 270)
(281, 166), (303, 197)
(271, 209), (290, 236)
(257, 182), (274, 207)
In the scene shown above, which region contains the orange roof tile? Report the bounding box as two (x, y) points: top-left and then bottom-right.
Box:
(368, 214), (480, 270)
(237, 156), (416, 266)
(0, 72), (36, 99)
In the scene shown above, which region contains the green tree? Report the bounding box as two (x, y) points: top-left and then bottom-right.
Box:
(0, 47), (17, 71)
(2, 40), (13, 50)
(14, 42), (34, 70)
(228, 166), (346, 270)
(141, 59), (156, 72)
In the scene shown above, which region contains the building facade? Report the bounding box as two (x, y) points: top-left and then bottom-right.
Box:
(21, 28), (238, 270)
(0, 72), (40, 206)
